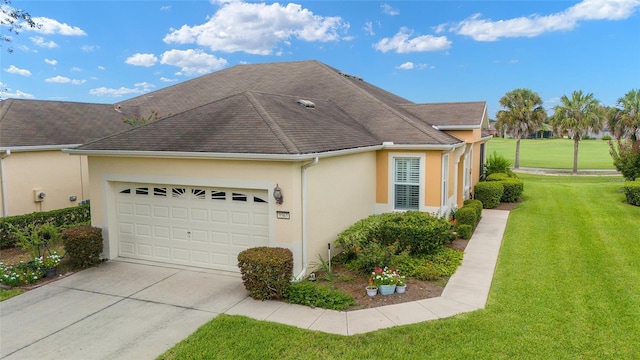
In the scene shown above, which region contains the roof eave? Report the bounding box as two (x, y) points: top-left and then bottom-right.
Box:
(1, 144), (83, 152)
(432, 125), (482, 130)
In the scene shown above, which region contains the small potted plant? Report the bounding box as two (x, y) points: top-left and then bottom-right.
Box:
(396, 274), (407, 294)
(366, 277), (378, 297)
(372, 266), (400, 295)
(34, 252), (61, 278)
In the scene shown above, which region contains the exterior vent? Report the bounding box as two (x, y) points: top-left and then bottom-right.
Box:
(297, 99), (315, 108)
(337, 71), (363, 81)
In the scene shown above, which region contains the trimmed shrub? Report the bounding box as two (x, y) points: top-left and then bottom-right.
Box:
(456, 224), (473, 240)
(414, 247), (464, 280)
(455, 207), (477, 229)
(500, 178), (525, 202)
(283, 281), (355, 310)
(486, 173), (511, 181)
(463, 199), (483, 223)
(602, 134), (612, 140)
(378, 211), (454, 256)
(237, 247), (293, 300)
(334, 213), (391, 258)
(61, 225), (103, 269)
(0, 205), (90, 248)
(474, 182), (504, 209)
(623, 181), (640, 206)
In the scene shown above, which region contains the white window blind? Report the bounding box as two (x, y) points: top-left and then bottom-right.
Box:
(394, 158), (420, 210)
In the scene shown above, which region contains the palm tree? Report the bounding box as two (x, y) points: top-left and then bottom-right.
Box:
(608, 89), (640, 143)
(496, 88), (547, 169)
(550, 90), (604, 175)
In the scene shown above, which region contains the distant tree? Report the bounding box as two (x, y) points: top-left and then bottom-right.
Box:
(122, 110), (164, 127)
(550, 90), (604, 175)
(496, 88), (547, 169)
(1, 0), (40, 53)
(608, 89), (640, 180)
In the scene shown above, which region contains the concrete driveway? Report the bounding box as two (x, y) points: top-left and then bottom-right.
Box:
(0, 259), (248, 360)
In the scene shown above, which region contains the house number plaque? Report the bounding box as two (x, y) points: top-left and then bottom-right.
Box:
(276, 211), (290, 220)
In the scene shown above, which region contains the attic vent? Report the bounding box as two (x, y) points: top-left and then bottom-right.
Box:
(337, 71), (363, 81)
(297, 99), (315, 108)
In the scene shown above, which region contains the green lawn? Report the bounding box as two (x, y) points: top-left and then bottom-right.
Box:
(488, 138), (615, 169)
(159, 174), (640, 359)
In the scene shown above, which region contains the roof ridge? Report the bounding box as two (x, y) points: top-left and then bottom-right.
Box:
(244, 92), (300, 154)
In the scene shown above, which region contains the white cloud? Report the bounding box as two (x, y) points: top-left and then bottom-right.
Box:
(81, 45), (99, 52)
(374, 27), (451, 53)
(89, 82), (155, 98)
(44, 58), (57, 65)
(450, 0), (640, 41)
(70, 67), (82, 72)
(363, 21), (374, 35)
(0, 88), (35, 99)
(163, 1), (349, 55)
(30, 16), (86, 36)
(160, 6), (172, 11)
(397, 62), (414, 70)
(125, 53), (159, 67)
(381, 3), (399, 16)
(4, 65), (31, 76)
(160, 77), (177, 82)
(30, 36), (58, 48)
(160, 49), (228, 76)
(45, 75), (86, 85)
(98, 66), (105, 70)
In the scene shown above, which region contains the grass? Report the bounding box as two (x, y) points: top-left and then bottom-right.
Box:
(488, 138), (615, 169)
(158, 174), (640, 359)
(0, 288), (24, 301)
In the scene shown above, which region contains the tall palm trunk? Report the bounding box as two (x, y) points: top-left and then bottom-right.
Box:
(573, 137), (580, 175)
(514, 137), (521, 169)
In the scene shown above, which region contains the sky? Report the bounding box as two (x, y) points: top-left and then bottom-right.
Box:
(1, 0), (639, 118)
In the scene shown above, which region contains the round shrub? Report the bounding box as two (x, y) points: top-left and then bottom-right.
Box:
(474, 181), (504, 209)
(500, 178), (524, 202)
(61, 225), (103, 269)
(486, 173), (510, 181)
(623, 180), (640, 206)
(455, 207), (477, 229)
(378, 211), (454, 256)
(456, 224), (473, 240)
(237, 247), (293, 300)
(463, 199), (483, 223)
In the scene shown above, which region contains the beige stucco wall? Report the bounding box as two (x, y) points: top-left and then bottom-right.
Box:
(1, 151), (88, 216)
(305, 152), (377, 268)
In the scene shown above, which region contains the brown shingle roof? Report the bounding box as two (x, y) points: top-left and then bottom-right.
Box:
(78, 60), (468, 155)
(0, 99), (131, 148)
(399, 101), (487, 128)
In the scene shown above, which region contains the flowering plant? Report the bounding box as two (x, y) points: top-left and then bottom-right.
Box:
(371, 266), (403, 286)
(366, 277), (377, 289)
(34, 252), (61, 269)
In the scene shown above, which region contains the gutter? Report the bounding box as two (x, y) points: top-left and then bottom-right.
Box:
(295, 156), (319, 281)
(0, 149), (10, 217)
(2, 144), (82, 153)
(432, 125), (481, 130)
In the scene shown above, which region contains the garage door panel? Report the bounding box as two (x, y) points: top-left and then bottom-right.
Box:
(117, 183), (270, 272)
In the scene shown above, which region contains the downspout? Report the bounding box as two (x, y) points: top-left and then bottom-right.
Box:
(0, 150), (10, 217)
(295, 156), (319, 281)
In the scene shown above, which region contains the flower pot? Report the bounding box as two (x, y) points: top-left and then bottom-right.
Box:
(378, 284), (396, 295)
(366, 286), (378, 297)
(44, 267), (57, 278)
(396, 284), (406, 294)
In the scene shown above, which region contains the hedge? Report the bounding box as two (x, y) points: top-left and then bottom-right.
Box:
(623, 181), (640, 206)
(500, 178), (525, 202)
(0, 205), (90, 248)
(463, 199), (483, 224)
(474, 182), (504, 209)
(237, 247), (293, 300)
(485, 173), (510, 181)
(455, 207), (477, 229)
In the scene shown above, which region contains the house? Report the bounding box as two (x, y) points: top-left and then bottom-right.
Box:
(0, 99), (131, 217)
(67, 60), (490, 278)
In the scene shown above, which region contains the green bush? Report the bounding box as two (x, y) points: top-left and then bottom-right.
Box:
(345, 239), (409, 276)
(0, 205), (90, 248)
(283, 281), (355, 310)
(484, 151), (515, 178)
(463, 199), (483, 223)
(500, 178), (525, 202)
(486, 173), (510, 181)
(456, 224), (473, 240)
(474, 182), (504, 209)
(413, 247), (464, 280)
(237, 247), (293, 300)
(334, 213), (391, 258)
(455, 207), (477, 229)
(623, 181), (640, 206)
(61, 225), (103, 269)
(602, 134), (612, 140)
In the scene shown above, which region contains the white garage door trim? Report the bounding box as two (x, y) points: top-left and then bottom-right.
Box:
(115, 182), (270, 272)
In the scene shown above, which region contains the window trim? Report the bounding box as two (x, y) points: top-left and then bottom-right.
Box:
(388, 153), (425, 211)
(441, 154), (449, 207)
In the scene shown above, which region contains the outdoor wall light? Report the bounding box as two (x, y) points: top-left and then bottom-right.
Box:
(273, 184), (283, 205)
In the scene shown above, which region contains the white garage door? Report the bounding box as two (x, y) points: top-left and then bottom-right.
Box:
(116, 183), (270, 272)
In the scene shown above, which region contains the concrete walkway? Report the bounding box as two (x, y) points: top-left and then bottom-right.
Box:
(0, 209), (508, 359)
(224, 209), (510, 335)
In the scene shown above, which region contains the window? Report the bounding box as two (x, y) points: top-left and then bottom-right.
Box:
(442, 154), (449, 207)
(394, 158), (420, 210)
